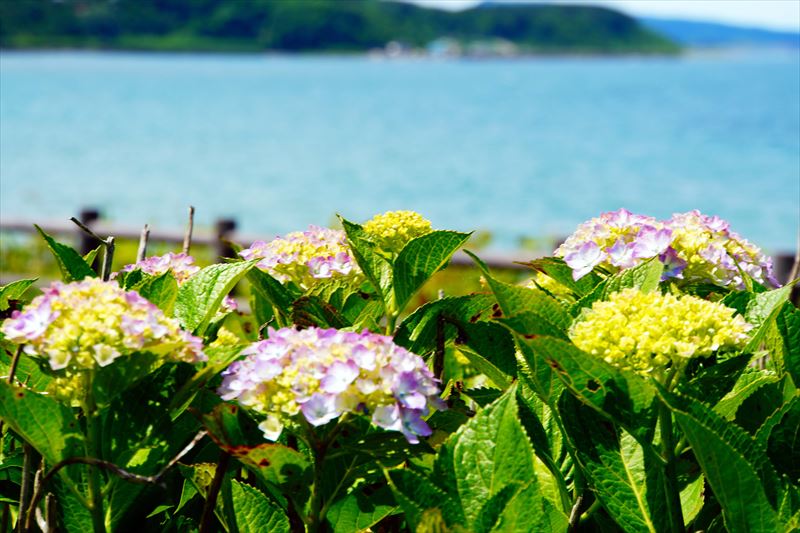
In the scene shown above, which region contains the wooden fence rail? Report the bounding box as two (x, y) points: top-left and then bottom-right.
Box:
(0, 208), (544, 274)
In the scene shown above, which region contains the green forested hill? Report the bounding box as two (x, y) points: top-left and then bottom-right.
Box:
(0, 0), (679, 54)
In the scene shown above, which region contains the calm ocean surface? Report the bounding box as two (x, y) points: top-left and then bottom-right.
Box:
(1, 51), (798, 252)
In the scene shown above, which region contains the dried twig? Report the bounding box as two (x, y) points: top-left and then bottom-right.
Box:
(136, 224), (150, 262)
(70, 217), (115, 281)
(183, 206), (195, 255)
(789, 228), (800, 283)
(199, 452), (230, 533)
(25, 430), (207, 531)
(6, 345), (22, 385)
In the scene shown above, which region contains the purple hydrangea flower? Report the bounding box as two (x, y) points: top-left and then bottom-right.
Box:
(218, 327), (444, 443)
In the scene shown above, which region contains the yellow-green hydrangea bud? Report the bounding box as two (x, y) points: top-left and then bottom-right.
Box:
(363, 210), (432, 254)
(569, 288), (750, 377)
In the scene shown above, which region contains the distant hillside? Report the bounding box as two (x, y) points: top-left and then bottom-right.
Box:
(642, 18), (800, 48)
(0, 0), (679, 54)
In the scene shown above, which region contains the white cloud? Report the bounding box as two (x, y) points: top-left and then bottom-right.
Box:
(402, 0), (800, 31)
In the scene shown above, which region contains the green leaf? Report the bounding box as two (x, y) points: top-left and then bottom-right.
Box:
(34, 225), (97, 282)
(246, 267), (299, 324)
(466, 251), (571, 336)
(678, 354), (752, 408)
(340, 217), (393, 302)
(522, 257), (602, 297)
(169, 345), (244, 419)
(231, 479), (290, 533)
(659, 387), (781, 532)
(714, 369), (780, 420)
(760, 395), (800, 482)
(559, 393), (664, 533)
(175, 260), (256, 334)
(522, 336), (657, 442)
(0, 382), (83, 465)
(83, 245), (101, 268)
(129, 272), (179, 315)
(0, 278), (37, 311)
(515, 333), (564, 406)
(393, 231), (471, 312)
(768, 303), (800, 384)
(92, 350), (164, 407)
(571, 259), (663, 314)
(394, 294), (497, 354)
(291, 295), (349, 329)
(0, 349), (52, 392)
(602, 258), (663, 296)
(744, 285), (793, 353)
(325, 483), (397, 533)
(387, 468), (464, 529)
(442, 385), (567, 531)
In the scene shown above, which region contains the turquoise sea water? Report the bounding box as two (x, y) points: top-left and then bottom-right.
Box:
(1, 51), (798, 252)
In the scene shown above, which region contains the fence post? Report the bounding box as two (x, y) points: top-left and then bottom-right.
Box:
(78, 208), (101, 255)
(215, 218), (237, 261)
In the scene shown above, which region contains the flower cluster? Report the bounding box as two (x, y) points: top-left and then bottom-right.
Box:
(363, 210), (432, 254)
(218, 327), (444, 443)
(569, 288), (750, 377)
(120, 252), (200, 283)
(1, 278), (205, 372)
(555, 209), (777, 289)
(667, 210), (778, 288)
(239, 226), (359, 287)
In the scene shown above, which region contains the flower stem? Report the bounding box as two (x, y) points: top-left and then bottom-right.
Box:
(659, 401), (685, 533)
(84, 391), (107, 533)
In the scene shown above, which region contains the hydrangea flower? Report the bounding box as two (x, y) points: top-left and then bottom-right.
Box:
(1, 278), (205, 372)
(555, 209), (671, 280)
(555, 209), (778, 289)
(239, 226), (360, 287)
(120, 252), (200, 283)
(569, 288), (750, 377)
(363, 210), (433, 254)
(667, 210), (778, 289)
(119, 252), (238, 311)
(218, 327), (444, 443)
(1, 279), (205, 401)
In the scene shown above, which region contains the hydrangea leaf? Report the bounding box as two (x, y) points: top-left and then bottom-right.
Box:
(0, 278), (37, 311)
(393, 231), (471, 313)
(744, 285), (793, 353)
(521, 257), (602, 297)
(465, 250), (571, 335)
(386, 469), (464, 529)
(442, 385), (566, 530)
(325, 482), (397, 533)
(394, 294), (497, 354)
(92, 351), (164, 407)
(247, 266), (300, 323)
(677, 353), (751, 408)
(34, 224), (97, 282)
(340, 217), (393, 302)
(175, 260), (256, 335)
(0, 348), (52, 392)
(767, 302), (800, 385)
(291, 295), (349, 329)
(713, 369), (780, 420)
(558, 393), (667, 533)
(658, 387), (781, 532)
(129, 272), (179, 315)
(0, 382), (83, 466)
(515, 333), (565, 406)
(760, 395), (800, 482)
(231, 479), (290, 533)
(602, 258), (663, 296)
(572, 258), (663, 314)
(524, 336), (657, 443)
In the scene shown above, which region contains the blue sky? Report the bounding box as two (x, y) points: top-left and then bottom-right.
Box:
(406, 1), (800, 32)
